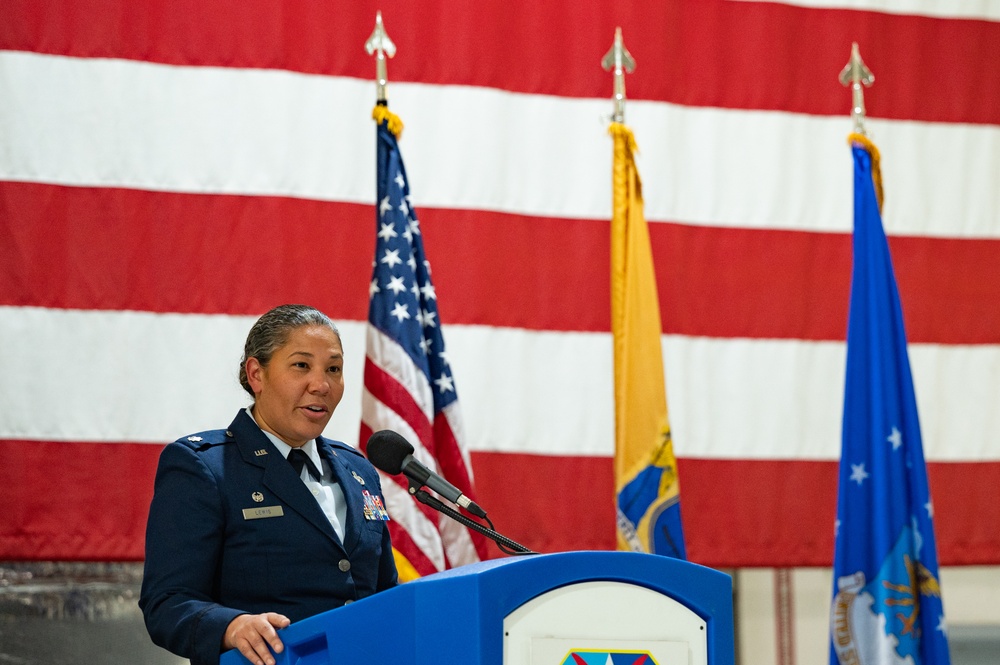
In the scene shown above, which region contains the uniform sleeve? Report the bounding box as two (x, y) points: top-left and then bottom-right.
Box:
(139, 442), (245, 665)
(377, 525), (398, 591)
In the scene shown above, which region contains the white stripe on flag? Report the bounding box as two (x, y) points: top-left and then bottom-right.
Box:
(3, 307), (998, 461)
(2, 51), (999, 237)
(740, 0), (1000, 21)
(364, 325), (435, 421)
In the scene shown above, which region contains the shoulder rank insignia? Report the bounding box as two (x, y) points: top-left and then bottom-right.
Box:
(187, 435), (203, 442)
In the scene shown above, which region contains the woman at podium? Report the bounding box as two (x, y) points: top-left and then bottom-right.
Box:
(140, 304), (398, 665)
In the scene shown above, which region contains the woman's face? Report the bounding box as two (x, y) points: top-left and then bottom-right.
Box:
(246, 324), (345, 448)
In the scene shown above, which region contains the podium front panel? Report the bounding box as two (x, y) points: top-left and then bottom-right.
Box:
(504, 581), (707, 665)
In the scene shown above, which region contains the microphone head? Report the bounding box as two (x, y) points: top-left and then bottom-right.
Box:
(366, 430), (414, 475)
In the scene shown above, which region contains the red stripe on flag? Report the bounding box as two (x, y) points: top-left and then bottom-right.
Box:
(4, 182), (999, 343)
(1, 440), (997, 564)
(362, 357), (433, 445)
(358, 422), (374, 461)
(0, 182), (374, 319)
(468, 452), (1000, 567)
(0, 440), (159, 560)
(2, 0), (997, 124)
(431, 414), (490, 561)
(430, 414), (477, 499)
(469, 453), (617, 557)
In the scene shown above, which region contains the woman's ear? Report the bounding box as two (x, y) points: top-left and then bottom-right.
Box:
(245, 357), (265, 395)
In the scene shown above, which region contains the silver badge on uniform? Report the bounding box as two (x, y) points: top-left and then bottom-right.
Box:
(252, 492), (264, 503)
(351, 471), (365, 485)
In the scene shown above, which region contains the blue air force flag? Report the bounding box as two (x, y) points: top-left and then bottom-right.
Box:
(829, 140), (951, 665)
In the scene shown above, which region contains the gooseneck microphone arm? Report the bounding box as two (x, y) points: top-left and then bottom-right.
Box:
(366, 429), (536, 557)
(407, 479), (535, 556)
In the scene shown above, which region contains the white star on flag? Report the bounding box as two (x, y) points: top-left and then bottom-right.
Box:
(381, 248), (403, 268)
(389, 302), (410, 322)
(434, 373), (455, 393)
(386, 275), (407, 295)
(887, 426), (902, 450)
(850, 463), (869, 485)
(378, 223), (398, 241)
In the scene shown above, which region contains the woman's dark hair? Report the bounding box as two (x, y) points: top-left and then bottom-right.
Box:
(238, 304), (340, 398)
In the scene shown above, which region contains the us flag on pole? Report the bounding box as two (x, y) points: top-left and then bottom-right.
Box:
(360, 106), (489, 579)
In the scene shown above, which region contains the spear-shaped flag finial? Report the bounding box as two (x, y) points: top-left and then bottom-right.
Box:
(839, 42), (875, 136)
(365, 11), (397, 103)
(602, 27), (636, 124)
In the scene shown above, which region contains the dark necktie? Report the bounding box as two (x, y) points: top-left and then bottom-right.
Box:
(287, 448), (322, 481)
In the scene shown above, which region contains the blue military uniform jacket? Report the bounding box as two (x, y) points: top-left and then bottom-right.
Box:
(139, 409), (397, 665)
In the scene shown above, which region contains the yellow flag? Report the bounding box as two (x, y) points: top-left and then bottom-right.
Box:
(610, 123), (686, 558)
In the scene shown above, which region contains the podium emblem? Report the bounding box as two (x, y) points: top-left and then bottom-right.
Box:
(560, 651), (658, 665)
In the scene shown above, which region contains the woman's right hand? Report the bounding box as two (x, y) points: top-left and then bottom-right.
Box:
(223, 612), (291, 665)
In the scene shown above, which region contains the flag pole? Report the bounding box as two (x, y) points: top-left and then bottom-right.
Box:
(840, 43), (882, 211)
(601, 27), (636, 124)
(839, 42), (874, 137)
(365, 11), (396, 104)
(366, 12), (403, 137)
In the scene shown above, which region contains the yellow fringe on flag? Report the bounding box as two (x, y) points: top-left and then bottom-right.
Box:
(608, 122), (638, 154)
(373, 105), (404, 139)
(391, 547), (422, 582)
(848, 133), (883, 214)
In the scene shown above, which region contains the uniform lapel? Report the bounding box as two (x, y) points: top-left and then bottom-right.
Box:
(230, 410), (346, 553)
(317, 440), (362, 554)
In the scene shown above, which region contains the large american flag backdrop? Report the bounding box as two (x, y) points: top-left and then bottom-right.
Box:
(1, 1), (997, 567)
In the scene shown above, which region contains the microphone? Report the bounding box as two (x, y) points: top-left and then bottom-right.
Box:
(366, 430), (487, 519)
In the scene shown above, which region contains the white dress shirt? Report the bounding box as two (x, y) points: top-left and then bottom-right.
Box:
(246, 409), (348, 542)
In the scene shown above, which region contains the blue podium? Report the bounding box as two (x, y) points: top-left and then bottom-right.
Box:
(221, 551), (734, 665)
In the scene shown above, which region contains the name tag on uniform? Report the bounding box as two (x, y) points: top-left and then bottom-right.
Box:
(242, 506), (285, 520)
